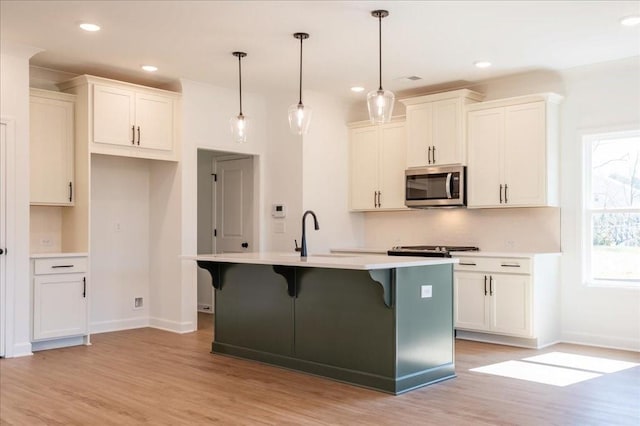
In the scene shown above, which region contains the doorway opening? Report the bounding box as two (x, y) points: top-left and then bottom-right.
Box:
(196, 149), (257, 323)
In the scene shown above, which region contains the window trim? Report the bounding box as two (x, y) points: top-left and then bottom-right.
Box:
(582, 129), (640, 289)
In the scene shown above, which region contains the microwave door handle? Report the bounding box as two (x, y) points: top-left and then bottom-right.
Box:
(445, 173), (452, 199)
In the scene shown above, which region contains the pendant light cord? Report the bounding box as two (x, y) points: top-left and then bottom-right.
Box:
(298, 35), (303, 106)
(238, 54), (243, 115)
(378, 13), (383, 91)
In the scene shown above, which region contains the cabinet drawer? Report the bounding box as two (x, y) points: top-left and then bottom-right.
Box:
(34, 257), (88, 275)
(454, 257), (531, 274)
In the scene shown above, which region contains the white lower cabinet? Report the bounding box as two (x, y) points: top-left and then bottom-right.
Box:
(32, 256), (88, 344)
(454, 253), (559, 348)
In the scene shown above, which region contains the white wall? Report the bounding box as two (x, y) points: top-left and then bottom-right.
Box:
(90, 155), (151, 332)
(179, 79), (268, 329)
(559, 56), (640, 350)
(302, 91), (364, 252)
(263, 93), (303, 252)
(196, 150), (215, 310)
(0, 42), (42, 357)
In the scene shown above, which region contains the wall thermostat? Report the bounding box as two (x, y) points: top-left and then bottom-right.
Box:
(272, 203), (286, 218)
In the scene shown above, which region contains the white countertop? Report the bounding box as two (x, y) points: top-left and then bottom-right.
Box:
(450, 251), (561, 258)
(194, 252), (457, 271)
(30, 252), (88, 259)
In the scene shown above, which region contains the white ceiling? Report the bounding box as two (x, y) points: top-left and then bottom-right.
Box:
(2, 1), (639, 99)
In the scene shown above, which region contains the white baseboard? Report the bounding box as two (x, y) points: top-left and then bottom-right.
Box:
(90, 317), (150, 334)
(7, 342), (33, 358)
(149, 317), (195, 334)
(561, 331), (640, 352)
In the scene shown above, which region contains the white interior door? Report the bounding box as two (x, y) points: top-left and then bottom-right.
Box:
(215, 157), (254, 253)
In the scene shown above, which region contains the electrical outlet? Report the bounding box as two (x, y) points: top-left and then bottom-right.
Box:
(421, 285), (433, 298)
(40, 238), (53, 247)
(133, 297), (143, 310)
(115, 222), (121, 232)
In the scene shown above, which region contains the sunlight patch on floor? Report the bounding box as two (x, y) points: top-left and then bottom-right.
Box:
(523, 352), (639, 373)
(470, 360), (602, 386)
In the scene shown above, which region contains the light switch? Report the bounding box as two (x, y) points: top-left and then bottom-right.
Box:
(421, 285), (432, 298)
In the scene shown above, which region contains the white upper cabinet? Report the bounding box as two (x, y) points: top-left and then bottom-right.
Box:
(467, 94), (562, 208)
(30, 89), (76, 206)
(93, 84), (135, 147)
(349, 119), (407, 211)
(59, 75), (180, 161)
(401, 89), (484, 168)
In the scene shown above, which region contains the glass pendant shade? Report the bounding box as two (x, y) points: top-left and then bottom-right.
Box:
(231, 51), (247, 143)
(288, 103), (312, 135)
(230, 113), (247, 143)
(289, 32), (311, 136)
(366, 89), (395, 124)
(367, 10), (394, 124)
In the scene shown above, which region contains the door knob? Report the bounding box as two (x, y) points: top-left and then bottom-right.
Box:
(241, 242), (249, 248)
(0, 248), (4, 255)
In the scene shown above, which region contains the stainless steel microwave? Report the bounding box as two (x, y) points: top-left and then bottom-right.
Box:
(405, 165), (466, 207)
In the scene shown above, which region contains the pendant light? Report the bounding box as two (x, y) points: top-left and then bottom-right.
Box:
(230, 51), (248, 143)
(367, 10), (394, 124)
(288, 32), (312, 135)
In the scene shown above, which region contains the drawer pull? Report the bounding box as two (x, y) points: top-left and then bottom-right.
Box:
(501, 263), (521, 268)
(51, 265), (74, 268)
(459, 262), (476, 266)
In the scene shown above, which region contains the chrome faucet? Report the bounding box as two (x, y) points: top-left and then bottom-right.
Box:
(300, 210), (319, 258)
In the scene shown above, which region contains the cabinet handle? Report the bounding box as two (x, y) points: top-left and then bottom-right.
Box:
(131, 125), (135, 144)
(459, 262), (476, 266)
(137, 126), (141, 145)
(432, 145), (436, 163)
(427, 146), (432, 164)
(378, 191), (382, 208)
(484, 275), (487, 295)
(373, 191), (377, 208)
(501, 263), (521, 268)
(52, 265), (74, 268)
(504, 184), (508, 203)
(489, 276), (494, 296)
(68, 181), (73, 202)
(499, 184), (503, 203)
(83, 277), (86, 298)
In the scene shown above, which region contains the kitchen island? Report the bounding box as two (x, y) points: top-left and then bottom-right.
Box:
(196, 252), (457, 394)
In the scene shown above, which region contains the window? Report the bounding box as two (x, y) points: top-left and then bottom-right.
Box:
(584, 130), (640, 286)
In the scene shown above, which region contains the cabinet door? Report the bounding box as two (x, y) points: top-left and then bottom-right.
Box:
(135, 92), (174, 151)
(93, 84), (135, 147)
(454, 272), (490, 331)
(432, 98), (462, 165)
(467, 108), (504, 207)
(503, 102), (546, 206)
(33, 274), (88, 340)
(350, 127), (379, 210)
(30, 95), (74, 205)
(378, 122), (407, 209)
(490, 274), (531, 337)
(405, 103), (432, 168)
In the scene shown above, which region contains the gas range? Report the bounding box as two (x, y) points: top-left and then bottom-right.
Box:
(387, 245), (479, 258)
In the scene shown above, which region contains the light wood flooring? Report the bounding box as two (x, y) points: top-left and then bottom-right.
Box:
(1, 313), (639, 425)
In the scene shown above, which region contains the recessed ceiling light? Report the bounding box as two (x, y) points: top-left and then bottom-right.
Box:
(351, 86), (365, 93)
(474, 61), (492, 69)
(141, 65), (158, 72)
(79, 23), (100, 32)
(620, 15), (640, 26)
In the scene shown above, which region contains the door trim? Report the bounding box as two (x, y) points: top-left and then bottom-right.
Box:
(1, 117), (16, 358)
